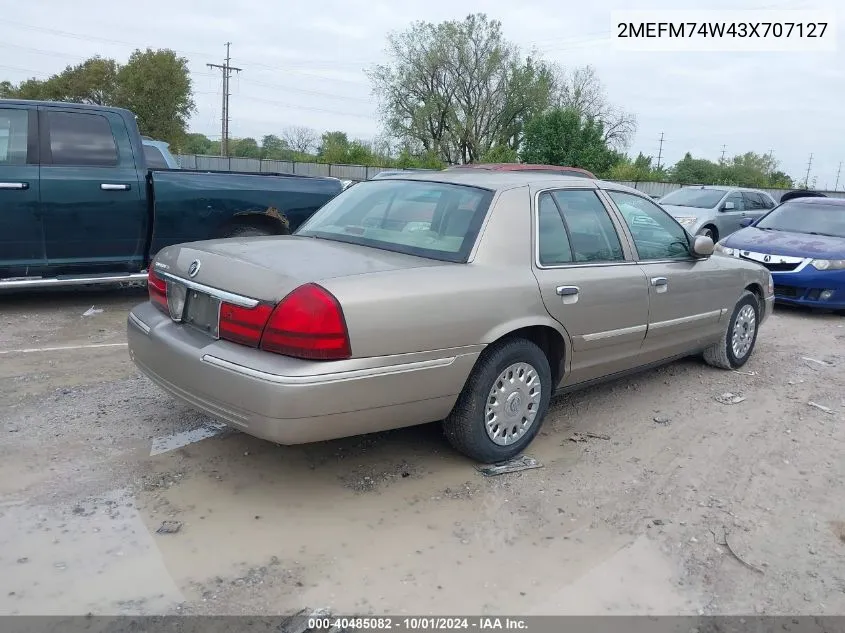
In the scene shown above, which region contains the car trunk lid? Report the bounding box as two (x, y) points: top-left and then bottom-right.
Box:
(152, 235), (448, 304)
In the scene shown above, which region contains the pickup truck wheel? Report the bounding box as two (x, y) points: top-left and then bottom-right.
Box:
(703, 291), (760, 370)
(225, 224), (276, 238)
(444, 338), (552, 464)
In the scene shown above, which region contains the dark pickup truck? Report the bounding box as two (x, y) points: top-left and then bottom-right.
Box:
(0, 100), (344, 289)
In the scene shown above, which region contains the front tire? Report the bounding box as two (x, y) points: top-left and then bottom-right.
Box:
(443, 338), (552, 463)
(703, 291), (760, 369)
(698, 225), (719, 242)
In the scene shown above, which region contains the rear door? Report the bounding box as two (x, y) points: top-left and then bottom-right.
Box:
(604, 189), (726, 360)
(531, 188), (650, 386)
(0, 105), (43, 272)
(39, 108), (147, 273)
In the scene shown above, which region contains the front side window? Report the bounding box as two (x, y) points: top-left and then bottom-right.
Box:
(295, 180), (493, 263)
(723, 192), (745, 211)
(47, 111), (118, 166)
(742, 192), (767, 210)
(0, 108), (29, 165)
(609, 190), (692, 261)
(550, 190), (625, 262)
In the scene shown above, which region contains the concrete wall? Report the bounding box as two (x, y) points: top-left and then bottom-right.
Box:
(174, 154), (845, 202)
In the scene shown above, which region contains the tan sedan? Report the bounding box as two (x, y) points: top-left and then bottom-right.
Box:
(127, 171), (775, 463)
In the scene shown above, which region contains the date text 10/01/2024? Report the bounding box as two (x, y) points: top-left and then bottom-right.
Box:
(306, 617), (529, 630)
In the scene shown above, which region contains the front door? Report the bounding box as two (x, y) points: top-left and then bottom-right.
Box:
(719, 191), (747, 237)
(39, 108), (147, 273)
(604, 189), (726, 361)
(0, 106), (43, 274)
(531, 189), (650, 386)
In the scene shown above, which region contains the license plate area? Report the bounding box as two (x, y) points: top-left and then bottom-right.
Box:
(182, 289), (221, 338)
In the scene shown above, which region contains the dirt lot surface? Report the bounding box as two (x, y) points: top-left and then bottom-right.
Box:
(1, 289), (844, 617)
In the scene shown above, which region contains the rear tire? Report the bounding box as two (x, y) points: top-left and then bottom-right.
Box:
(703, 291), (760, 369)
(225, 224), (276, 238)
(443, 338), (552, 463)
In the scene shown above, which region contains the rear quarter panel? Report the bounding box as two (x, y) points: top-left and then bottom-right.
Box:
(148, 171), (342, 254)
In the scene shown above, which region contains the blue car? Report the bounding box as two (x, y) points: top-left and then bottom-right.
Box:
(713, 196), (845, 314)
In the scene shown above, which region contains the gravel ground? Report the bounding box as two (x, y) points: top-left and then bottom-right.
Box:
(0, 289), (844, 616)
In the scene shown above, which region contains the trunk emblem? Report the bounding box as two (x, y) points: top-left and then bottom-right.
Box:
(188, 260), (201, 278)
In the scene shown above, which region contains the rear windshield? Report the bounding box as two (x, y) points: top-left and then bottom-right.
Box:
(660, 188), (726, 208)
(295, 180), (494, 262)
(756, 201), (845, 238)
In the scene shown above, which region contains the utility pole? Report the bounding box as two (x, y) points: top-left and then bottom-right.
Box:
(656, 132), (664, 170)
(207, 43), (242, 157)
(834, 161), (842, 191)
(766, 149), (774, 175)
(720, 145), (727, 162)
(804, 153), (813, 188)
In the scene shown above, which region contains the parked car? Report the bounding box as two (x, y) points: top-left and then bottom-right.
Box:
(714, 196), (845, 313)
(141, 137), (180, 170)
(446, 163), (596, 179)
(128, 171), (774, 462)
(0, 100), (344, 289)
(658, 186), (778, 242)
(779, 189), (827, 203)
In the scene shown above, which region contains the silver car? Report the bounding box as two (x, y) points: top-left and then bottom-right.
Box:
(128, 172), (774, 463)
(659, 186), (778, 242)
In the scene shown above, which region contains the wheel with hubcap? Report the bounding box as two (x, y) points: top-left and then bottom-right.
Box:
(703, 290), (760, 369)
(443, 338), (552, 463)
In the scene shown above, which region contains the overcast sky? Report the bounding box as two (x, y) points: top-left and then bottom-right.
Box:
(4, 0), (843, 188)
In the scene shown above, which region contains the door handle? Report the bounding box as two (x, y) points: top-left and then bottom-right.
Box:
(650, 277), (668, 287)
(556, 286), (580, 296)
(101, 183), (130, 191)
(0, 182), (29, 190)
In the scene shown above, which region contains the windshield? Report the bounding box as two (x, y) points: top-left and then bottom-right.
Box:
(660, 188), (726, 208)
(295, 179), (494, 263)
(755, 201), (845, 238)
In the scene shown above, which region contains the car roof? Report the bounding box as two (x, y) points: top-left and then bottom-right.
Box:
(0, 98), (135, 118)
(782, 196), (845, 207)
(446, 163), (596, 178)
(367, 169), (644, 196)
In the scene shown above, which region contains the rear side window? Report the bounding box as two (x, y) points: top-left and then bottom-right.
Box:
(0, 108), (29, 165)
(551, 190), (625, 262)
(143, 145), (169, 169)
(537, 192), (573, 265)
(46, 111), (118, 166)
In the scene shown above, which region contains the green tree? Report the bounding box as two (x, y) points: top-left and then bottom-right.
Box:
(317, 131), (351, 163)
(520, 107), (622, 176)
(479, 145), (519, 163)
(369, 13), (554, 164)
(115, 49), (194, 146)
(260, 134), (289, 160)
(230, 137), (261, 158)
(182, 133), (215, 155)
(670, 153), (720, 184)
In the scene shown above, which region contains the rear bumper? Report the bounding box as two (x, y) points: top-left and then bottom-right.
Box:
(771, 269), (845, 310)
(127, 302), (481, 445)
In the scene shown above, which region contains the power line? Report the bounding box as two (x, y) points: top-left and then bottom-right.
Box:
(207, 43), (242, 157)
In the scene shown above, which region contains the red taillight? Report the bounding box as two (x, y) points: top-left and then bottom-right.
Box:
(219, 302), (273, 348)
(259, 284), (351, 360)
(148, 269), (168, 313)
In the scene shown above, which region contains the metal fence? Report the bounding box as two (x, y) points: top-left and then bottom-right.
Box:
(174, 154), (845, 202)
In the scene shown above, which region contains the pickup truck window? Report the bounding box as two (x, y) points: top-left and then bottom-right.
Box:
(143, 145), (169, 169)
(0, 109), (29, 165)
(46, 111), (118, 167)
